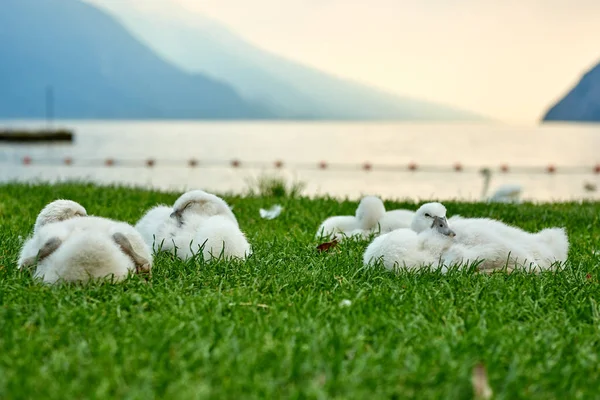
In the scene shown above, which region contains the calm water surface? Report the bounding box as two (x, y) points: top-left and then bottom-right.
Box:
(1, 121), (599, 202)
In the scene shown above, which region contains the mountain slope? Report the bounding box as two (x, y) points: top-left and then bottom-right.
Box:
(0, 0), (270, 119)
(86, 0), (484, 121)
(543, 61), (600, 122)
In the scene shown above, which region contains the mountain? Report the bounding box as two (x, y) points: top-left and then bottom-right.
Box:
(0, 0), (271, 119)
(543, 61), (600, 122)
(84, 0), (484, 121)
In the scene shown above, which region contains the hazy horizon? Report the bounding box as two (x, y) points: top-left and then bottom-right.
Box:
(84, 0), (600, 125)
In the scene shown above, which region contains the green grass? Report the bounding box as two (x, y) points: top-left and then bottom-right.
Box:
(244, 173), (306, 198)
(1, 182), (599, 399)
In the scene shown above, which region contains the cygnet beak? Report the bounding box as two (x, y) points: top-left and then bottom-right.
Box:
(432, 216), (456, 237)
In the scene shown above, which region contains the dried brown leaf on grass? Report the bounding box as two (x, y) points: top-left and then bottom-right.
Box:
(317, 239), (338, 252)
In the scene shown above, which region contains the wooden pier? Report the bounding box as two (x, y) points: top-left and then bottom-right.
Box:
(0, 129), (74, 143)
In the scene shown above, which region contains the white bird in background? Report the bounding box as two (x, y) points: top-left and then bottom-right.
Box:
(480, 168), (523, 203)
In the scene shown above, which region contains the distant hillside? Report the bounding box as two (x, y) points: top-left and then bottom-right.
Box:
(86, 0), (484, 121)
(543, 61), (600, 122)
(0, 0), (270, 119)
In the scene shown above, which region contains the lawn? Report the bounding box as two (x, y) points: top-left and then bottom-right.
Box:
(0, 182), (599, 399)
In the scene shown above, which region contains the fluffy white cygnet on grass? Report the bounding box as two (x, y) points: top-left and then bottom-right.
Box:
(28, 226), (151, 284)
(445, 215), (568, 272)
(363, 201), (560, 274)
(363, 202), (455, 271)
(135, 190), (240, 251)
(316, 196), (386, 240)
(316, 196), (421, 241)
(18, 201), (152, 284)
(439, 240), (533, 274)
(173, 214), (252, 261)
(136, 190), (250, 262)
(409, 202), (568, 272)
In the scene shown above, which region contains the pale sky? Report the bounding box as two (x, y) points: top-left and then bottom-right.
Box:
(90, 0), (600, 124)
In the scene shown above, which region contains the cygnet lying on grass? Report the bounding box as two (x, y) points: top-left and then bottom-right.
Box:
(25, 222), (152, 284)
(316, 196), (419, 241)
(18, 200), (152, 284)
(364, 202), (550, 273)
(173, 214), (251, 261)
(439, 240), (535, 274)
(135, 190), (240, 251)
(316, 196), (386, 240)
(445, 215), (569, 271)
(135, 189), (250, 261)
(363, 202), (455, 271)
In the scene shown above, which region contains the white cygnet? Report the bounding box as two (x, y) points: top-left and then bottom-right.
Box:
(136, 189), (250, 262)
(363, 202), (455, 271)
(19, 203), (152, 284)
(316, 195), (386, 241)
(446, 215), (569, 272)
(174, 214), (252, 261)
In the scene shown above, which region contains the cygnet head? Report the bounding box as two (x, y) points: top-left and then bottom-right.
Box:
(34, 200), (87, 233)
(170, 190), (236, 225)
(355, 196), (386, 229)
(410, 202), (455, 237)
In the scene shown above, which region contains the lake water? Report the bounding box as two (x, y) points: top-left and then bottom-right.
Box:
(1, 120), (599, 202)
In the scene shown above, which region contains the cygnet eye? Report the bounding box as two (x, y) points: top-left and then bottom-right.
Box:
(425, 213), (431, 218)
